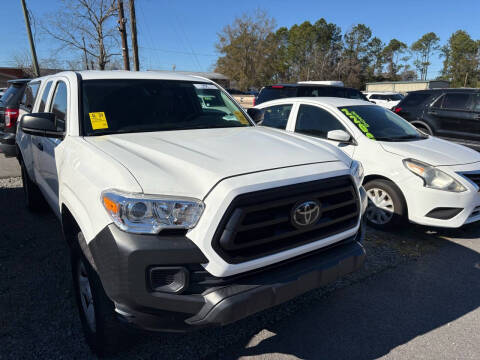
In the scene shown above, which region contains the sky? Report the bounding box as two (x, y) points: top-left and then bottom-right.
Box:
(2, 0), (480, 79)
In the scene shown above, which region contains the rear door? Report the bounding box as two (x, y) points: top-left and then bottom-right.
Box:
(429, 92), (478, 142)
(35, 79), (68, 213)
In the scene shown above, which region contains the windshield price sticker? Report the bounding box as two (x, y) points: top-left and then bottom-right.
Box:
(234, 110), (249, 125)
(340, 108), (375, 140)
(89, 112), (109, 130)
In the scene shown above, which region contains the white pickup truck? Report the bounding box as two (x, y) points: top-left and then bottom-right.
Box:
(16, 71), (367, 355)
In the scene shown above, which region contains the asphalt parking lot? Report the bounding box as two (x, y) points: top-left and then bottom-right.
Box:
(1, 155), (479, 359)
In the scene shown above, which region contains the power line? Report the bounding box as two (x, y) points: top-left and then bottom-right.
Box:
(139, 46), (219, 57)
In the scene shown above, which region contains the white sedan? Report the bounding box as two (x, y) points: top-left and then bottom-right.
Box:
(251, 97), (480, 229)
(364, 92), (403, 109)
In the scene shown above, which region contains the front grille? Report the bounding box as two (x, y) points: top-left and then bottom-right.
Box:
(212, 175), (360, 263)
(462, 173), (480, 190)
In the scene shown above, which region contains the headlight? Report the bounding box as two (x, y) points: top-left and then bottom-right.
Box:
(101, 190), (205, 234)
(403, 158), (466, 192)
(351, 160), (364, 187)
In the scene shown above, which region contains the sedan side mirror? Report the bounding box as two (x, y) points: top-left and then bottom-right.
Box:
(246, 108), (264, 124)
(327, 130), (352, 143)
(20, 112), (63, 138)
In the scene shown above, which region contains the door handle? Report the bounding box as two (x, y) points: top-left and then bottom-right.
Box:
(36, 142), (43, 151)
(428, 110), (438, 115)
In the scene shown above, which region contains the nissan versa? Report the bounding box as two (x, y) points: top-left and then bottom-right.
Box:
(15, 71), (367, 355)
(253, 97), (480, 229)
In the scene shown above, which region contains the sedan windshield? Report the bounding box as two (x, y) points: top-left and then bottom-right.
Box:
(338, 105), (426, 141)
(81, 80), (252, 135)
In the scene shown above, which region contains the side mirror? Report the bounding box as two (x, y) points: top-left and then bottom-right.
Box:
(20, 112), (63, 138)
(246, 108), (264, 124)
(327, 130), (352, 143)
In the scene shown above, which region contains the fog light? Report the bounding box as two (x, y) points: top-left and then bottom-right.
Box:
(148, 267), (188, 293)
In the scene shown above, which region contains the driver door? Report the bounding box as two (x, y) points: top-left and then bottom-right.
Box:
(292, 104), (355, 157)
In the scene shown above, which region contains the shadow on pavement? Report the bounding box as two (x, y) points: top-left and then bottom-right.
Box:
(1, 183), (480, 360)
(213, 225), (480, 360)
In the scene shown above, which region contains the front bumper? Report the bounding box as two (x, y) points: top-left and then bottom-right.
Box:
(401, 163), (480, 228)
(88, 224), (365, 332)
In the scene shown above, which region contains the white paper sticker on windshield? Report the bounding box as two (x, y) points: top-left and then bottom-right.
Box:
(194, 83), (217, 90)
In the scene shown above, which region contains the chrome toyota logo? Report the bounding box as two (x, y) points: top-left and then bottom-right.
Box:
(291, 200), (321, 228)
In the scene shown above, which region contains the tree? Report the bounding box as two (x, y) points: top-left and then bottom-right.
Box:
(366, 37), (385, 79)
(411, 32), (440, 80)
(215, 10), (278, 90)
(440, 30), (480, 87)
(42, 0), (119, 70)
(339, 24), (372, 87)
(382, 39), (408, 80)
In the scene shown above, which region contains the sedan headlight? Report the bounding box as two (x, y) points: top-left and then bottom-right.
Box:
(101, 190), (205, 234)
(351, 160), (364, 187)
(403, 159), (466, 192)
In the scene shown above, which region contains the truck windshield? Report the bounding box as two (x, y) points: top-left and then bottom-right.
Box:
(81, 80), (252, 135)
(338, 105), (426, 141)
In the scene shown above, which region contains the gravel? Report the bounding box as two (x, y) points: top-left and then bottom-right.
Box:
(0, 177), (442, 360)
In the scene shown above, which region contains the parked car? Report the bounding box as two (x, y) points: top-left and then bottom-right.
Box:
(364, 92), (403, 109)
(226, 88), (256, 108)
(16, 71), (367, 355)
(256, 83), (368, 105)
(251, 97), (480, 229)
(0, 79), (33, 156)
(393, 88), (480, 151)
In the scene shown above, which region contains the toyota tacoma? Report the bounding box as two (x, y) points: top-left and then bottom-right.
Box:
(16, 71), (367, 355)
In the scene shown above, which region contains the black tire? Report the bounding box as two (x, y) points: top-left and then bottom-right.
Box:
(20, 161), (46, 212)
(71, 233), (126, 357)
(364, 179), (407, 230)
(413, 123), (433, 135)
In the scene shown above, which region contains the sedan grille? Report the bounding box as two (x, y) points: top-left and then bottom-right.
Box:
(212, 175), (360, 263)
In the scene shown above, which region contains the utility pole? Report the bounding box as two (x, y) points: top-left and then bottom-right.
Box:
(117, 0), (130, 70)
(128, 0), (139, 71)
(82, 37), (89, 70)
(20, 0), (40, 77)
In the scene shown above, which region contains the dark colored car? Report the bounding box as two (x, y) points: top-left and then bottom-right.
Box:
(393, 89), (480, 150)
(256, 84), (368, 105)
(0, 79), (34, 156)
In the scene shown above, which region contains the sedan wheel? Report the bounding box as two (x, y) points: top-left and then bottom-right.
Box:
(366, 187), (395, 225)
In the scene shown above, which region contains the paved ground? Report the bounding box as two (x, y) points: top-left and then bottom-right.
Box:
(214, 227), (480, 360)
(0, 154), (20, 178)
(0, 153), (479, 359)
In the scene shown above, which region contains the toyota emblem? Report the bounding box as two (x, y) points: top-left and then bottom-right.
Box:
(291, 200), (321, 228)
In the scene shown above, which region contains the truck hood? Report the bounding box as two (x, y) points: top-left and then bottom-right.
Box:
(85, 127), (345, 199)
(380, 136), (480, 166)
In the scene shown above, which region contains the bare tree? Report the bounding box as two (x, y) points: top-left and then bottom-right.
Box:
(13, 50), (64, 77)
(42, 0), (120, 70)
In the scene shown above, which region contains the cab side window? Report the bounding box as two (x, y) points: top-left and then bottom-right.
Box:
(261, 104), (292, 130)
(38, 81), (53, 112)
(295, 104), (346, 139)
(50, 82), (68, 132)
(20, 82), (40, 112)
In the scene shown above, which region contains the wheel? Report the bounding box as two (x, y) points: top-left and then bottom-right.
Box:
(364, 179), (407, 230)
(71, 234), (126, 356)
(20, 161), (46, 212)
(413, 123), (432, 135)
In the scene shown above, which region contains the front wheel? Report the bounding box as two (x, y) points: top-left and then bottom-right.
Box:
(71, 237), (126, 356)
(364, 179), (407, 230)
